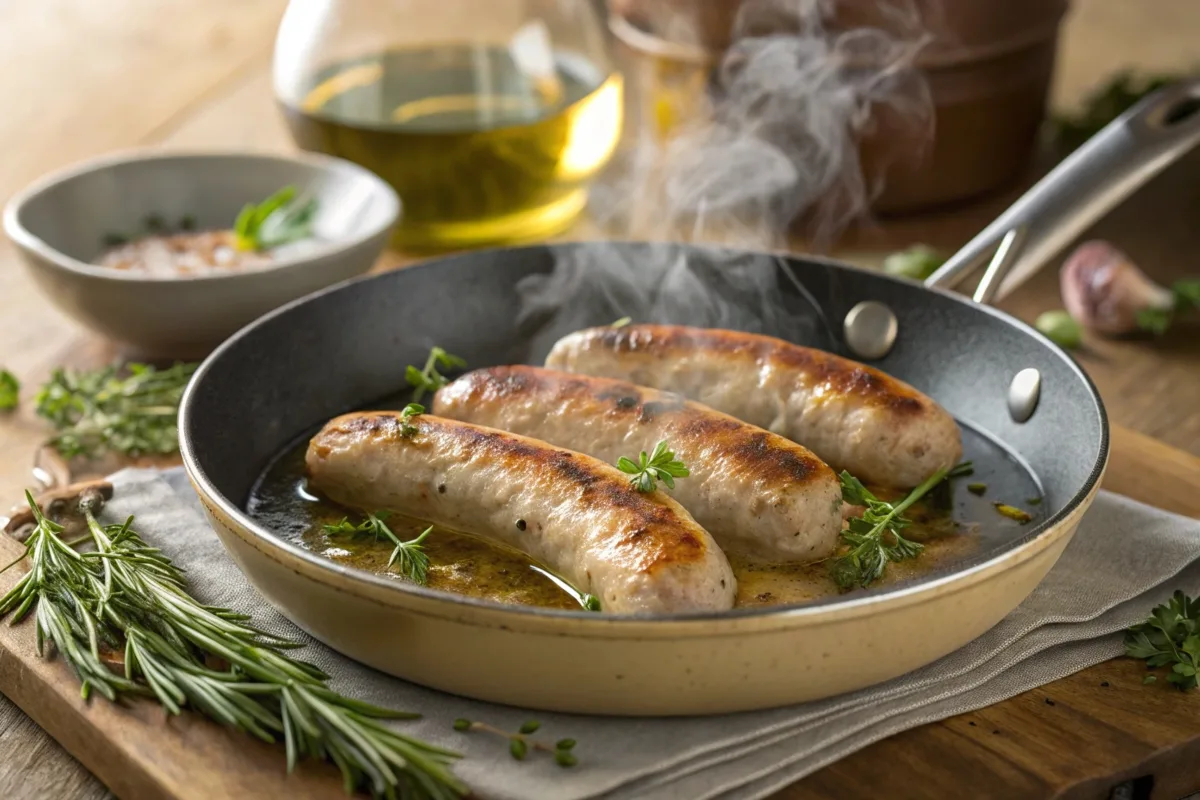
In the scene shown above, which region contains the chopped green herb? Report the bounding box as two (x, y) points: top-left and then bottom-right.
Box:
(967, 483), (987, 496)
(882, 245), (945, 281)
(144, 214), (167, 233)
(1137, 279), (1200, 335)
(399, 402), (424, 437)
(519, 720), (541, 735)
(1125, 591), (1200, 691)
(611, 316), (633, 328)
(406, 347), (468, 402)
(178, 214), (196, 231)
(453, 718), (473, 732)
(616, 440), (690, 493)
(993, 502), (1033, 524)
(0, 369), (18, 410)
(101, 232), (130, 248)
(1027, 496), (1043, 506)
(1035, 310), (1083, 349)
(555, 751), (578, 767)
(1049, 71), (1182, 154)
(556, 739), (577, 751)
(233, 185), (318, 252)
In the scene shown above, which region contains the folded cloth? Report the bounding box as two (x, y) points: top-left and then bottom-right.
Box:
(101, 468), (1200, 800)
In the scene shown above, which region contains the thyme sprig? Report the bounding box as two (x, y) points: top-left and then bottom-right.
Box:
(452, 717), (578, 767)
(405, 347), (467, 402)
(324, 512), (433, 585)
(831, 463), (973, 590)
(34, 362), (198, 459)
(0, 492), (465, 799)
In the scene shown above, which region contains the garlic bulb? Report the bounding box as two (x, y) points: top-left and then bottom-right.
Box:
(1059, 240), (1175, 335)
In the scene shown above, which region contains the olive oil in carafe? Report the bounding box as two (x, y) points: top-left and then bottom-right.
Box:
(282, 45), (623, 250)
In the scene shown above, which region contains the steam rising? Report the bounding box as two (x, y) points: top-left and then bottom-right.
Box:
(518, 0), (935, 349)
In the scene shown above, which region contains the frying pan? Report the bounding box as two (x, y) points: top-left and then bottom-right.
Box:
(179, 82), (1200, 715)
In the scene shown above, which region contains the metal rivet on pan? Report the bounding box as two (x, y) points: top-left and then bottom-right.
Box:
(843, 301), (898, 360)
(1008, 368), (1041, 423)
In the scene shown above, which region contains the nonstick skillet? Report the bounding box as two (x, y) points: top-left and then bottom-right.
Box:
(179, 82), (1200, 715)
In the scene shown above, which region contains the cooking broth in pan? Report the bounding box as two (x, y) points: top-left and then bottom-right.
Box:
(246, 402), (1042, 612)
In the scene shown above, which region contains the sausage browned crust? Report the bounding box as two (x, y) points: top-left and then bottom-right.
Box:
(545, 324), (962, 487)
(306, 411), (736, 614)
(435, 366), (843, 561)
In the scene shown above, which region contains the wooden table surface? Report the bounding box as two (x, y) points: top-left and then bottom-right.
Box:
(1, 1), (1199, 798)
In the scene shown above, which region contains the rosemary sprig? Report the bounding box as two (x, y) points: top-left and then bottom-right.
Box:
(34, 362), (198, 459)
(0, 368), (18, 410)
(405, 347), (467, 403)
(452, 717), (578, 767)
(324, 512), (433, 586)
(831, 463), (973, 590)
(1, 492), (465, 799)
(233, 185), (318, 252)
(616, 440), (689, 493)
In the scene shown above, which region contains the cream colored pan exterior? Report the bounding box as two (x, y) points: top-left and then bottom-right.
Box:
(189, 466), (1102, 717)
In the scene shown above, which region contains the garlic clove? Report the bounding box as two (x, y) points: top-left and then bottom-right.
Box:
(1059, 240), (1175, 335)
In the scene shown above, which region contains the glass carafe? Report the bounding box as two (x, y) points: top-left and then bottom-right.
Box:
(274, 0), (623, 250)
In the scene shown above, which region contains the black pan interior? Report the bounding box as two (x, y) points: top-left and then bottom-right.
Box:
(180, 242), (1107, 610)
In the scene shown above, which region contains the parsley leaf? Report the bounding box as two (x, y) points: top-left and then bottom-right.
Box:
(616, 440), (690, 493)
(1125, 590), (1200, 691)
(830, 463), (972, 590)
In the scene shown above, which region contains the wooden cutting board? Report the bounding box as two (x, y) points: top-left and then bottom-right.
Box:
(1, 424), (1198, 800)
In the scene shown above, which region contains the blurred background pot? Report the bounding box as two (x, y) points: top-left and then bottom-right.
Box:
(608, 0), (1070, 214)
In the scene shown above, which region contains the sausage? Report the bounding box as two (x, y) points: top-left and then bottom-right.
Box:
(305, 411), (736, 614)
(545, 324), (962, 488)
(434, 366), (843, 562)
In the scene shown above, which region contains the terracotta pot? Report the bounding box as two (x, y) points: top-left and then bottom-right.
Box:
(609, 0), (1069, 214)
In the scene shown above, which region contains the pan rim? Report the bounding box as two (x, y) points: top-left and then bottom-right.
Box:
(179, 240), (1110, 627)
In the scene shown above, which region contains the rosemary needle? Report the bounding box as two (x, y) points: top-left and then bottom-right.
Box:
(0, 492), (465, 799)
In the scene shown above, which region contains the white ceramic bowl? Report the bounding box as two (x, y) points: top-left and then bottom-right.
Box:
(4, 151), (400, 357)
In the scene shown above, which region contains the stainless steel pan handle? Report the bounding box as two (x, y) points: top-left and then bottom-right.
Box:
(924, 78), (1200, 305)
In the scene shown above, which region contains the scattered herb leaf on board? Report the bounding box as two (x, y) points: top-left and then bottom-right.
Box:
(233, 185), (318, 252)
(406, 347), (468, 402)
(882, 244), (946, 281)
(1048, 70), (1182, 154)
(1125, 591), (1200, 691)
(1035, 310), (1084, 349)
(617, 440), (690, 493)
(0, 491), (466, 799)
(34, 361), (198, 459)
(0, 369), (19, 410)
(324, 512), (433, 585)
(1136, 279), (1200, 335)
(831, 463), (973, 590)
(452, 717), (579, 767)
